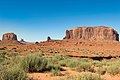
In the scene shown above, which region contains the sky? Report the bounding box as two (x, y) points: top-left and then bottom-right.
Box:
(0, 0), (120, 42)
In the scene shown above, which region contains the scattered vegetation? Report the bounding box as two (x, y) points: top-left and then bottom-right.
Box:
(55, 74), (104, 80)
(107, 64), (120, 75)
(96, 67), (106, 75)
(76, 74), (103, 80)
(51, 69), (61, 76)
(82, 49), (104, 55)
(20, 54), (48, 72)
(0, 48), (5, 50)
(0, 50), (120, 80)
(0, 55), (28, 80)
(76, 63), (95, 72)
(0, 65), (28, 80)
(0, 54), (5, 62)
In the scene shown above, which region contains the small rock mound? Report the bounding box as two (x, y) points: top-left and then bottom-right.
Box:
(20, 38), (25, 42)
(64, 26), (119, 41)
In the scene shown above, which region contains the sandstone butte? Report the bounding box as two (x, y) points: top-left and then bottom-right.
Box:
(64, 26), (119, 41)
(2, 33), (18, 41)
(1, 33), (21, 44)
(0, 26), (119, 44)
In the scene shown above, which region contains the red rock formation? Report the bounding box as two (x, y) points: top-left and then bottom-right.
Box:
(2, 33), (18, 41)
(47, 36), (51, 41)
(64, 26), (119, 41)
(1, 33), (22, 44)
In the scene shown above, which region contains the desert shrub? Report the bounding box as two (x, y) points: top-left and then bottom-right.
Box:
(47, 62), (61, 71)
(91, 60), (107, 67)
(45, 55), (62, 76)
(59, 58), (88, 67)
(20, 54), (48, 72)
(96, 67), (106, 75)
(59, 58), (87, 68)
(77, 74), (104, 80)
(59, 60), (67, 66)
(76, 63), (95, 72)
(0, 64), (28, 80)
(54, 55), (64, 61)
(0, 54), (5, 62)
(51, 69), (61, 76)
(108, 59), (120, 66)
(78, 58), (88, 62)
(107, 65), (120, 75)
(0, 48), (5, 50)
(61, 58), (82, 68)
(47, 55), (88, 68)
(63, 55), (71, 59)
(5, 52), (19, 57)
(46, 55), (63, 65)
(66, 60), (80, 68)
(0, 55), (23, 68)
(47, 55), (85, 68)
(46, 55), (61, 70)
(47, 57), (58, 64)
(0, 55), (28, 80)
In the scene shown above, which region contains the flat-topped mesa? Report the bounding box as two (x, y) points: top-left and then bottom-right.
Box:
(64, 26), (119, 41)
(2, 33), (18, 41)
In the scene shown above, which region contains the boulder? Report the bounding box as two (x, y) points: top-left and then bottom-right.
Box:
(64, 26), (119, 41)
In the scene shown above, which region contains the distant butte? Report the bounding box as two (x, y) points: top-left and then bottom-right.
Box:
(0, 26), (119, 45)
(0, 26), (120, 57)
(64, 26), (119, 41)
(2, 33), (18, 41)
(1, 33), (22, 44)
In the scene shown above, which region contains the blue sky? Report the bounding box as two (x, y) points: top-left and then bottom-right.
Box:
(0, 0), (120, 42)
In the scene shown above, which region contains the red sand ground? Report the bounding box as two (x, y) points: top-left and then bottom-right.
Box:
(1, 40), (120, 80)
(1, 40), (120, 57)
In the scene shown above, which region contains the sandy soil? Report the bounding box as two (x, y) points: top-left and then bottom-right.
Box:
(28, 67), (120, 80)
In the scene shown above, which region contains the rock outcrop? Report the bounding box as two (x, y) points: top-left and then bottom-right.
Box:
(64, 26), (119, 41)
(47, 36), (51, 41)
(20, 38), (25, 42)
(2, 33), (18, 41)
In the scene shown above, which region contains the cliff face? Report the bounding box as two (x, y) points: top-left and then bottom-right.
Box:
(64, 26), (119, 41)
